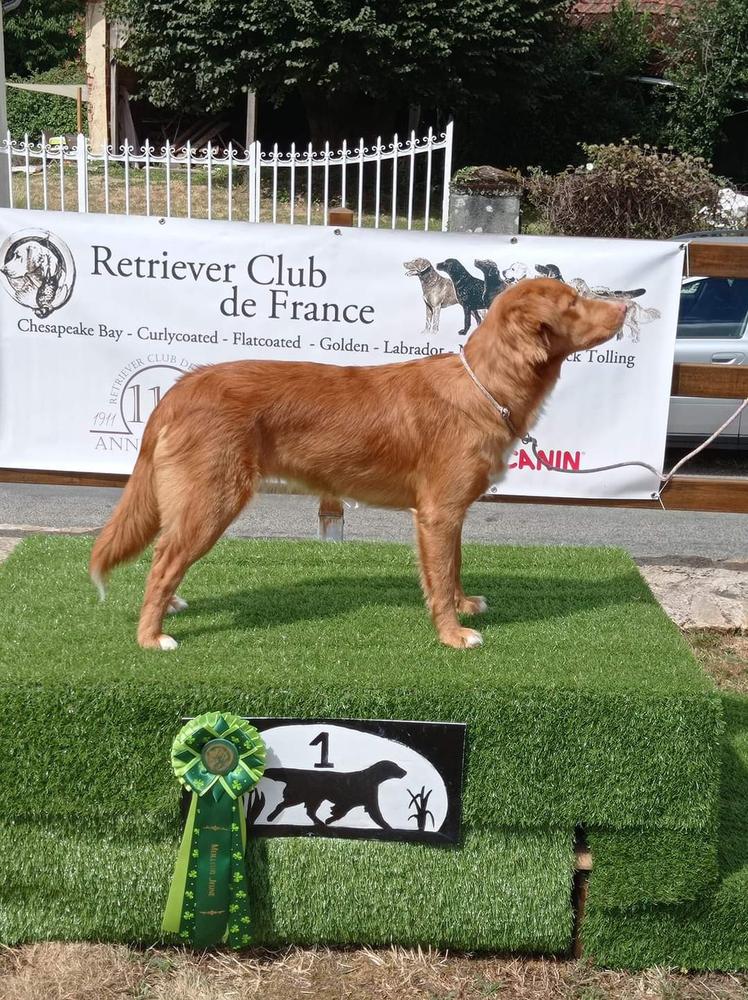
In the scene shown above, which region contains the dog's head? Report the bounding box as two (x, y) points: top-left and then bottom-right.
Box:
(502, 262), (530, 284)
(435, 258), (467, 279)
(372, 760), (407, 782)
(1, 240), (56, 284)
(535, 264), (563, 281)
(491, 278), (627, 360)
(403, 258), (432, 277)
(474, 258), (499, 277)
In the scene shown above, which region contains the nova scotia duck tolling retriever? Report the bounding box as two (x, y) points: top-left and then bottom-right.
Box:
(90, 279), (627, 651)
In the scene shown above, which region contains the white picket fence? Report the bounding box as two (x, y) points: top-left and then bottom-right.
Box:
(3, 121), (454, 230)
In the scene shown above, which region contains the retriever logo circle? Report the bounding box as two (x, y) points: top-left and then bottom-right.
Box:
(0, 229), (75, 317)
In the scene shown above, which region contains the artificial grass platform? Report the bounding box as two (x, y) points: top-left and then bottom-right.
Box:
(0, 535), (729, 959)
(585, 696), (748, 970)
(0, 828), (574, 952)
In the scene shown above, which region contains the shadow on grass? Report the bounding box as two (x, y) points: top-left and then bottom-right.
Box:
(178, 567), (649, 641)
(717, 695), (748, 881)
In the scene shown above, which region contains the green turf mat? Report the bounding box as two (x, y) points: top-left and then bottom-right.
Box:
(0, 825), (574, 951)
(584, 828), (720, 908)
(584, 696), (748, 970)
(0, 536), (722, 837)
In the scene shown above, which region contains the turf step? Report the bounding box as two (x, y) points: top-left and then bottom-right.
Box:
(0, 536), (727, 950)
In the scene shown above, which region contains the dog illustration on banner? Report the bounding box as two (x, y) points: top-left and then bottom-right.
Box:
(403, 258), (458, 335)
(0, 229), (75, 317)
(404, 256), (659, 341)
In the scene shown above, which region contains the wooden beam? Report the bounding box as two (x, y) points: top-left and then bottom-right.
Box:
(0, 468), (128, 488)
(482, 476), (748, 514)
(685, 242), (748, 280)
(672, 362), (748, 398)
(3, 471), (746, 513)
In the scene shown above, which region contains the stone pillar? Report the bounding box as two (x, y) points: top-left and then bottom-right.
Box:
(85, 0), (109, 153)
(448, 166), (522, 235)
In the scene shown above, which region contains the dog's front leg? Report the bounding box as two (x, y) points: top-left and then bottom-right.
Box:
(415, 509), (483, 649)
(458, 304), (471, 337)
(423, 301), (434, 335)
(432, 302), (442, 334)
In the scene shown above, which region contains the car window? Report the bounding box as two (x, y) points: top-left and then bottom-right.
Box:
(677, 277), (748, 338)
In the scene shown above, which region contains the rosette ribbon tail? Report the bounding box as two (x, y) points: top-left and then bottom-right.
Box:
(162, 712), (266, 948)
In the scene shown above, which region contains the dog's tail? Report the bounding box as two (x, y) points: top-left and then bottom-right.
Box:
(89, 422), (160, 600)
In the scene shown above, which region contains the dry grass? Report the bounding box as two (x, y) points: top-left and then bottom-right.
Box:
(11, 165), (442, 230)
(689, 630), (748, 695)
(1, 944), (747, 1000)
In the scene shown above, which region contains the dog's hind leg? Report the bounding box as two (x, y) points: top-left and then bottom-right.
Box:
(453, 522), (488, 616)
(266, 799), (289, 823)
(136, 448), (257, 650)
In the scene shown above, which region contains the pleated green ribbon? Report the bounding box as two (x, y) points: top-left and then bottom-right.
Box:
(162, 712), (266, 948)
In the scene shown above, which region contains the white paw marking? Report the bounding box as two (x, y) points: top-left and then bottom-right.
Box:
(158, 634), (179, 651)
(465, 630), (484, 648)
(473, 597), (488, 613)
(166, 595), (189, 615)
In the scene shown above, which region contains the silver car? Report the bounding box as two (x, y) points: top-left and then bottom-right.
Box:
(668, 236), (748, 448)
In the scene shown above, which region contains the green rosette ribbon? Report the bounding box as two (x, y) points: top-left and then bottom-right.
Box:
(162, 712), (266, 948)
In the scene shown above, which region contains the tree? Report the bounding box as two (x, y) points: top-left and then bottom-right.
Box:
(455, 0), (664, 172)
(106, 0), (565, 143)
(664, 0), (748, 158)
(5, 0), (83, 79)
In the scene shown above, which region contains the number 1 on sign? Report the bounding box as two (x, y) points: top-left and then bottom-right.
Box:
(310, 731), (334, 769)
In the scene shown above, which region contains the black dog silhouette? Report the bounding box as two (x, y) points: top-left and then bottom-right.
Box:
(435, 258), (485, 335)
(263, 760), (406, 829)
(474, 258), (507, 309)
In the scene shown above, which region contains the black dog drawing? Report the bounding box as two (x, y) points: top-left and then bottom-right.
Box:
(535, 263), (565, 282)
(263, 760), (407, 829)
(435, 258), (485, 335)
(474, 259), (507, 309)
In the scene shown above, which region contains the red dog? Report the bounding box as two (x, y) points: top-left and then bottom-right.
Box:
(90, 279), (626, 650)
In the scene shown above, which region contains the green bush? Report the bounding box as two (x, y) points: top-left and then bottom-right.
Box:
(7, 66), (87, 142)
(525, 141), (723, 239)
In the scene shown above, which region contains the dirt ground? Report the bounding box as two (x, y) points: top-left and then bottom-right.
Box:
(2, 630), (746, 1000)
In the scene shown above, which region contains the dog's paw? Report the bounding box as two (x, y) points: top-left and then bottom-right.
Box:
(441, 627), (483, 650)
(457, 595), (488, 615)
(138, 634), (179, 651)
(167, 595), (189, 615)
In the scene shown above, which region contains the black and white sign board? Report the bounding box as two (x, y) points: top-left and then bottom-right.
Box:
(242, 718), (465, 845)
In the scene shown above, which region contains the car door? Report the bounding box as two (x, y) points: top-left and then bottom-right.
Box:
(668, 276), (748, 443)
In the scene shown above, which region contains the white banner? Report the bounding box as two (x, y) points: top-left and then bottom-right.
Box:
(0, 209), (683, 499)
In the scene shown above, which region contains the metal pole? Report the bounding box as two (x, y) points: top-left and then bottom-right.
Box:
(0, 3), (10, 208)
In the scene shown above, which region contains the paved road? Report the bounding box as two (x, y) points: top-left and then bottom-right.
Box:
(1, 478), (745, 561)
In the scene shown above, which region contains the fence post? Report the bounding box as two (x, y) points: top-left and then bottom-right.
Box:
(76, 132), (89, 213)
(316, 205), (354, 541)
(440, 118), (454, 232)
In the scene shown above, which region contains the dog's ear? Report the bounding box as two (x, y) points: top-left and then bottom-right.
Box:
(497, 298), (555, 365)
